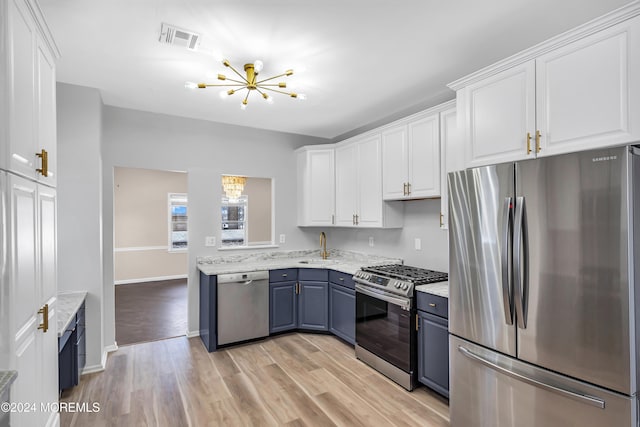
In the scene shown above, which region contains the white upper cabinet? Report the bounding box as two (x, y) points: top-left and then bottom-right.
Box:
(462, 62), (536, 168)
(335, 135), (403, 228)
(297, 146), (336, 227)
(335, 143), (358, 226)
(439, 103), (457, 230)
(382, 111), (441, 200)
(536, 15), (640, 157)
(2, 0), (58, 185)
(451, 8), (640, 168)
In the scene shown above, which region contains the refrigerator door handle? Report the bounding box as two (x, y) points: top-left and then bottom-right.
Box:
(458, 346), (606, 409)
(501, 197), (514, 325)
(513, 196), (529, 329)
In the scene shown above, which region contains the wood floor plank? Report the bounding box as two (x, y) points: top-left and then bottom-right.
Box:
(60, 333), (450, 427)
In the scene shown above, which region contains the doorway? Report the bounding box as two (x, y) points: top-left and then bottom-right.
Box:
(113, 167), (188, 345)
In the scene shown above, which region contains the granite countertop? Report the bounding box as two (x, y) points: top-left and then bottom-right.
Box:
(197, 249), (402, 276)
(57, 291), (87, 336)
(416, 281), (449, 298)
(0, 370), (17, 398)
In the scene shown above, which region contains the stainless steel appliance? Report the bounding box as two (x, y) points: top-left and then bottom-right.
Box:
(216, 271), (269, 346)
(448, 145), (639, 426)
(353, 264), (447, 391)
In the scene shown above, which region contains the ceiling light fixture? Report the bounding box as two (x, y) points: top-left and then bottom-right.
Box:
(186, 59), (306, 109)
(221, 175), (247, 199)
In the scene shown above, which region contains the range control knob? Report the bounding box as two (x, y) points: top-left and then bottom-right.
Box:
(402, 283), (409, 290)
(394, 282), (401, 288)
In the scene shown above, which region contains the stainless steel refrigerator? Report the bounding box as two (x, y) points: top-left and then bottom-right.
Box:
(448, 145), (639, 426)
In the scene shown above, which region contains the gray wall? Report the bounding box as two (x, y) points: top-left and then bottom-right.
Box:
(57, 82), (449, 367)
(57, 83), (104, 371)
(101, 103), (329, 346)
(318, 199), (449, 272)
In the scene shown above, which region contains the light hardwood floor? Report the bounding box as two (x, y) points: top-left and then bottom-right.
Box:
(60, 333), (450, 427)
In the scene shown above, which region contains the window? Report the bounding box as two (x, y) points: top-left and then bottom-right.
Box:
(169, 193), (187, 251)
(221, 196), (248, 246)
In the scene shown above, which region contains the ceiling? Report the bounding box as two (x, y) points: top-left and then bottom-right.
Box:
(39, 0), (632, 140)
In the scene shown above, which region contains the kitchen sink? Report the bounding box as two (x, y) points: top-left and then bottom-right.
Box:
(297, 259), (338, 265)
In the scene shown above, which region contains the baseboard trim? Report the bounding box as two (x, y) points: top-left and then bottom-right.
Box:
(114, 274), (188, 285)
(186, 330), (200, 338)
(82, 344), (118, 375)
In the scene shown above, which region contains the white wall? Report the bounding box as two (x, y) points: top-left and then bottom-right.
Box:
(56, 83), (104, 371)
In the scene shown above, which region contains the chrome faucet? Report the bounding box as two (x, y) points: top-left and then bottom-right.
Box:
(320, 232), (328, 260)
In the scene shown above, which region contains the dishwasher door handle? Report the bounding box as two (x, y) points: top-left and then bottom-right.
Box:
(241, 280), (254, 285)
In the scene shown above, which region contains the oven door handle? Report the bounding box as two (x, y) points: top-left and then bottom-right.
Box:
(355, 283), (411, 310)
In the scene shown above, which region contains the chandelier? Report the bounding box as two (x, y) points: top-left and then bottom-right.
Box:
(186, 59), (306, 109)
(221, 175), (247, 199)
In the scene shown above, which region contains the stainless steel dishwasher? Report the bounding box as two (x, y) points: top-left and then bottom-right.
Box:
(216, 270), (269, 346)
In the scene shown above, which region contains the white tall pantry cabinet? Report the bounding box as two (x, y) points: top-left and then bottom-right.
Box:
(1, 0), (60, 426)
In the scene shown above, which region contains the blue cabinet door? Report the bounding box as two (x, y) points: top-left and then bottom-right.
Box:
(298, 281), (328, 331)
(329, 283), (355, 345)
(270, 281), (298, 333)
(418, 310), (449, 398)
(199, 272), (217, 351)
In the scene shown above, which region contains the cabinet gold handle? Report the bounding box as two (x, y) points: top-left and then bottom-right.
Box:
(440, 213), (444, 227)
(407, 183), (411, 195)
(526, 133), (532, 155)
(296, 283), (300, 294)
(535, 130), (541, 153)
(429, 303), (436, 307)
(415, 314), (419, 331)
(403, 183), (408, 196)
(355, 214), (359, 225)
(37, 303), (49, 333)
(282, 274), (287, 277)
(36, 149), (48, 177)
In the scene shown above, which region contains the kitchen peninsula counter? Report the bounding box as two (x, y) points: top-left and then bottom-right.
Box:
(197, 249), (402, 276)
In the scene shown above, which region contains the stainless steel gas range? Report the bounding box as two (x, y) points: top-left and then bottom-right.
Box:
(353, 264), (448, 391)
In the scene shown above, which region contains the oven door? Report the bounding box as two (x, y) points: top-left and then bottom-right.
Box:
(355, 284), (415, 373)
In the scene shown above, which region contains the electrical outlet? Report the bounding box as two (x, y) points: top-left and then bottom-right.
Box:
(205, 236), (216, 247)
(279, 234), (286, 244)
(369, 237), (374, 247)
(414, 238), (422, 250)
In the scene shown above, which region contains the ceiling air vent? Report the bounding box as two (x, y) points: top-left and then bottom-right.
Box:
(159, 23), (200, 51)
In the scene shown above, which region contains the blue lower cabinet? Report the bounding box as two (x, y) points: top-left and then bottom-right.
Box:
(59, 302), (86, 392)
(199, 272), (218, 351)
(270, 281), (298, 333)
(329, 283), (355, 345)
(298, 281), (328, 331)
(269, 268), (330, 333)
(58, 328), (76, 392)
(417, 310), (449, 398)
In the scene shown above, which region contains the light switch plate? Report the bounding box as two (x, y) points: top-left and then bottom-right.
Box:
(414, 238), (422, 250)
(205, 236), (216, 247)
(279, 234), (286, 244)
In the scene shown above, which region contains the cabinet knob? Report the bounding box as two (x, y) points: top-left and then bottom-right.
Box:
(282, 274), (287, 277)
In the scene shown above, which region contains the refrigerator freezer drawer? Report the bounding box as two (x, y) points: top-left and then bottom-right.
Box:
(450, 335), (636, 427)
